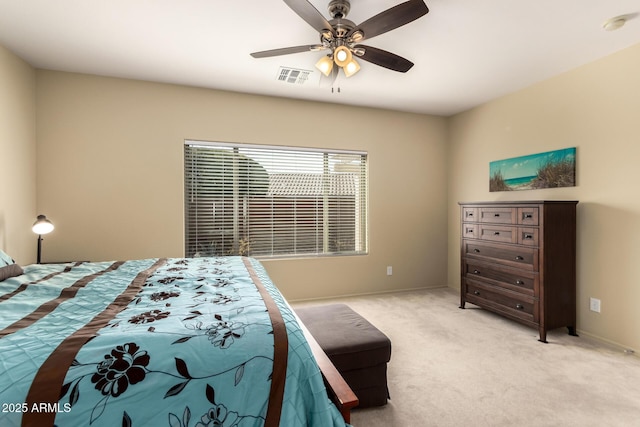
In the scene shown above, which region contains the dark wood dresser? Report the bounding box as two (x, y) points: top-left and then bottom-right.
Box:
(459, 201), (578, 342)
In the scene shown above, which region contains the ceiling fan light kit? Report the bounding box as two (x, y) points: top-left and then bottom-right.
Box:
(314, 45), (360, 77)
(250, 0), (429, 79)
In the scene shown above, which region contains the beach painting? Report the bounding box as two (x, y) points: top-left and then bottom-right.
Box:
(490, 147), (576, 192)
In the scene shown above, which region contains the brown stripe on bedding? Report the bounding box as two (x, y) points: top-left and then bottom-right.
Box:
(0, 262), (125, 338)
(242, 257), (288, 427)
(22, 258), (167, 427)
(0, 262), (83, 302)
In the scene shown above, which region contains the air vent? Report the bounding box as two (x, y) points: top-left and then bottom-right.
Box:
(277, 67), (313, 85)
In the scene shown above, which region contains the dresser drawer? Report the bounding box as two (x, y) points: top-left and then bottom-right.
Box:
(478, 224), (517, 244)
(462, 223), (478, 239)
(464, 261), (537, 296)
(463, 207), (478, 222)
(518, 228), (539, 246)
(479, 207), (516, 224)
(463, 240), (538, 271)
(465, 278), (537, 323)
(518, 207), (539, 225)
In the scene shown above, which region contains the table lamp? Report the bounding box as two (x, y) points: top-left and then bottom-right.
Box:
(32, 214), (54, 264)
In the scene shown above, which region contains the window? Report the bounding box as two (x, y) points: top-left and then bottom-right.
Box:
(184, 140), (368, 258)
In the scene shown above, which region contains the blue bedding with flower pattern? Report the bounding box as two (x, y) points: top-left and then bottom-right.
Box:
(0, 257), (349, 427)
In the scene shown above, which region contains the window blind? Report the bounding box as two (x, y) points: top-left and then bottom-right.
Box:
(184, 140), (368, 258)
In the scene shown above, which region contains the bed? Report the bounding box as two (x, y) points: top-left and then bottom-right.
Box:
(0, 254), (356, 427)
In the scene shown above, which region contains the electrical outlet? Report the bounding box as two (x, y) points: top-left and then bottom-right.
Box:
(386, 266), (393, 276)
(590, 297), (601, 313)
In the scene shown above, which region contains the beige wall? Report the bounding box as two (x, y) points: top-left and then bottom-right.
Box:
(447, 43), (640, 351)
(35, 70), (449, 300)
(0, 45), (36, 264)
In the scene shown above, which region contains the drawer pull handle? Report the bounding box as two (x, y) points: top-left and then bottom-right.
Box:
(466, 228), (474, 233)
(524, 234), (533, 239)
(473, 248), (480, 253)
(516, 304), (524, 310)
(515, 256), (524, 261)
(473, 269), (480, 274)
(524, 214), (533, 219)
(494, 213), (500, 217)
(493, 231), (500, 236)
(515, 280), (525, 285)
(467, 213), (474, 217)
(474, 291), (481, 296)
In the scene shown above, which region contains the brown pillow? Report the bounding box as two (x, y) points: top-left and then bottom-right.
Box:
(0, 263), (23, 281)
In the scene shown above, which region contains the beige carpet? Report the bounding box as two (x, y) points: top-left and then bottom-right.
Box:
(293, 288), (640, 427)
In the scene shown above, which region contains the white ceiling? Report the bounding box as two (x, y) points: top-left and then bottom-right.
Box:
(0, 0), (639, 116)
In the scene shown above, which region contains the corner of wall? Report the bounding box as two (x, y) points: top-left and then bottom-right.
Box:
(0, 43), (37, 264)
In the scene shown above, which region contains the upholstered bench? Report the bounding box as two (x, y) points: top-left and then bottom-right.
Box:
(295, 303), (392, 408)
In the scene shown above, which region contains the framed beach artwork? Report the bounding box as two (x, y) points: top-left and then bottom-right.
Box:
(490, 147), (576, 192)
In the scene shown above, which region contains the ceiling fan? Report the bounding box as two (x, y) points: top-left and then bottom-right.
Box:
(250, 0), (429, 78)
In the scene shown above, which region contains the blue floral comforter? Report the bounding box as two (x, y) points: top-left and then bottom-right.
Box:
(0, 257), (349, 427)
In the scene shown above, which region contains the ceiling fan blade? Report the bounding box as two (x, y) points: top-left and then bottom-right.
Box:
(250, 45), (324, 58)
(283, 0), (334, 35)
(355, 44), (415, 72)
(350, 0), (428, 42)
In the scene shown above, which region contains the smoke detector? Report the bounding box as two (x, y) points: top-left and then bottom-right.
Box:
(603, 15), (628, 31)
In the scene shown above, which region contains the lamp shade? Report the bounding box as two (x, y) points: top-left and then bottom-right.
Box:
(315, 55), (334, 77)
(32, 215), (54, 235)
(333, 46), (352, 68)
(343, 59), (361, 77)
